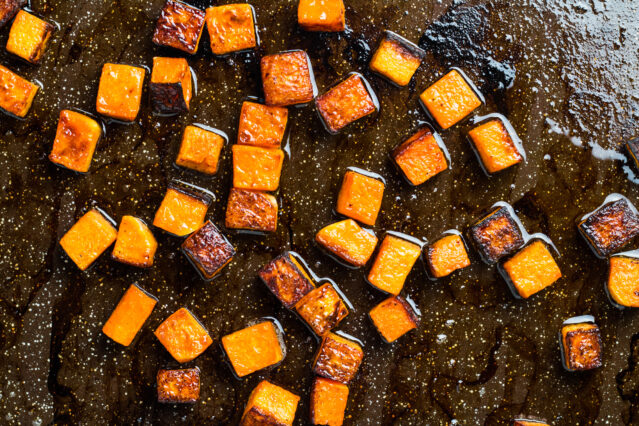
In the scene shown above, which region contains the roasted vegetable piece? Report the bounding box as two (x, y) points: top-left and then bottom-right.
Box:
(369, 296), (419, 343)
(261, 50), (316, 107)
(181, 221), (235, 280)
(96, 63), (145, 122)
(237, 101), (288, 148)
(258, 252), (315, 308)
(392, 127), (448, 186)
(512, 420), (550, 426)
(152, 0), (205, 54)
(112, 215), (158, 268)
(222, 321), (285, 377)
(175, 125), (225, 175)
(560, 320), (602, 371)
(205, 4), (257, 55)
(295, 283), (349, 336)
(232, 144), (285, 191)
(626, 138), (639, 171)
(607, 254), (639, 308)
(59, 208), (117, 271)
(240, 380), (300, 426)
(468, 117), (523, 174)
(149, 57), (192, 114)
(369, 31), (425, 87)
(157, 368), (200, 403)
(316, 219), (378, 267)
(154, 308), (212, 363)
(469, 204), (524, 264)
(48, 110), (102, 173)
(6, 10), (54, 64)
(0, 64), (38, 117)
(225, 188), (278, 232)
(426, 233), (471, 278)
(336, 169), (385, 226)
(310, 377), (349, 426)
(313, 332), (363, 384)
(102, 283), (157, 346)
(367, 234), (421, 295)
(502, 240), (561, 299)
(297, 0), (345, 32)
(153, 186), (210, 236)
(578, 197), (639, 258)
(0, 0), (26, 29)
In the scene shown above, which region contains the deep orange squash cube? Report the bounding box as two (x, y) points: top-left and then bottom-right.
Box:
(232, 144), (285, 191)
(369, 296), (419, 343)
(48, 110), (102, 173)
(175, 125), (226, 175)
(469, 117), (523, 174)
(258, 252), (315, 308)
(295, 283), (349, 336)
(96, 63), (145, 122)
(313, 332), (363, 384)
(240, 380), (300, 426)
(502, 240), (562, 299)
(152, 0), (205, 54)
(153, 185), (211, 236)
(205, 4), (258, 55)
(469, 204), (524, 264)
(59, 208), (117, 271)
(513, 420), (549, 426)
(426, 233), (471, 278)
(370, 31), (425, 87)
(6, 10), (54, 64)
(181, 221), (235, 280)
(336, 169), (385, 226)
(150, 57), (192, 114)
(560, 319), (602, 371)
(298, 0), (345, 32)
(367, 234), (421, 295)
(102, 283), (157, 346)
(261, 50), (316, 107)
(0, 0), (26, 29)
(157, 368), (200, 403)
(237, 101), (288, 148)
(578, 197), (639, 258)
(310, 377), (349, 426)
(222, 320), (285, 378)
(112, 215), (158, 268)
(316, 219), (378, 267)
(225, 188), (278, 232)
(0, 64), (38, 117)
(608, 254), (639, 308)
(392, 127), (448, 186)
(154, 308), (213, 363)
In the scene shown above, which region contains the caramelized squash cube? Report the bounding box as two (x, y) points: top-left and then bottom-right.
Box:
(59, 208), (117, 271)
(205, 4), (258, 55)
(0, 64), (38, 117)
(469, 204), (524, 264)
(578, 197), (639, 258)
(607, 254), (639, 308)
(48, 110), (102, 173)
(626, 137), (639, 171)
(369, 296), (419, 343)
(112, 215), (158, 268)
(298, 0), (345, 32)
(240, 380), (300, 426)
(232, 144), (285, 191)
(6, 10), (54, 64)
(0, 0), (26, 29)
(313, 332), (363, 384)
(294, 283), (348, 336)
(181, 221), (235, 280)
(310, 377), (349, 426)
(153, 185), (211, 237)
(150, 57), (192, 114)
(426, 233), (471, 278)
(336, 169), (384, 226)
(258, 252), (315, 308)
(102, 283), (157, 346)
(512, 420), (549, 426)
(225, 188), (278, 232)
(237, 101), (288, 148)
(316, 219), (378, 267)
(96, 63), (145, 122)
(469, 117), (523, 174)
(367, 234), (421, 295)
(157, 368), (200, 403)
(392, 127), (448, 186)
(369, 31), (425, 87)
(222, 320), (285, 377)
(261, 50), (316, 107)
(175, 125), (225, 175)
(152, 0), (205, 54)
(502, 240), (561, 299)
(154, 308), (212, 363)
(560, 320), (602, 371)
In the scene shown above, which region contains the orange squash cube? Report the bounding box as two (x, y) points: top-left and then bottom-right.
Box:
(181, 221), (235, 280)
(6, 10), (54, 64)
(392, 127), (448, 186)
(157, 368), (200, 403)
(48, 110), (102, 173)
(469, 117), (523, 174)
(316, 219), (378, 267)
(608, 254), (639, 308)
(295, 283), (349, 336)
(369, 296), (419, 343)
(261, 50), (316, 107)
(426, 233), (471, 278)
(578, 197), (639, 258)
(258, 252), (315, 308)
(225, 188), (278, 232)
(420, 69), (482, 130)
(0, 64), (38, 117)
(152, 0), (205, 54)
(469, 204), (524, 264)
(560, 319), (602, 371)
(240, 380), (300, 426)
(513, 420), (549, 426)
(153, 185), (211, 236)
(96, 63), (145, 122)
(313, 332), (363, 384)
(59, 208), (117, 271)
(112, 215), (158, 268)
(222, 320), (285, 378)
(237, 101), (288, 148)
(102, 283), (157, 346)
(154, 308), (213, 363)
(232, 144), (285, 191)
(310, 377), (349, 426)
(502, 240), (562, 299)
(175, 125), (226, 175)
(367, 234), (422, 295)
(370, 31), (425, 87)
(205, 4), (258, 55)
(336, 169), (385, 226)
(150, 57), (192, 114)
(0, 0), (26, 29)
(298, 0), (345, 32)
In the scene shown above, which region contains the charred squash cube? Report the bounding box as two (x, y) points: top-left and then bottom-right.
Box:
(48, 110), (102, 173)
(258, 252), (315, 308)
(237, 101), (288, 148)
(96, 63), (145, 122)
(154, 308), (213, 363)
(225, 188), (278, 232)
(468, 116), (523, 174)
(112, 215), (158, 268)
(175, 125), (226, 175)
(102, 283), (157, 346)
(392, 127), (448, 186)
(369, 296), (419, 343)
(420, 68), (483, 130)
(0, 64), (38, 117)
(369, 31), (425, 87)
(560, 318), (602, 371)
(6, 10), (54, 64)
(150, 57), (192, 114)
(153, 184), (211, 237)
(152, 0), (205, 54)
(310, 377), (349, 426)
(205, 4), (258, 55)
(626, 138), (639, 171)
(607, 253), (639, 308)
(316, 219), (378, 268)
(298, 0), (345, 32)
(59, 208), (117, 271)
(336, 169), (384, 226)
(181, 220), (235, 280)
(578, 197), (639, 258)
(469, 204), (525, 264)
(426, 233), (471, 279)
(240, 380), (300, 426)
(261, 50), (316, 107)
(501, 240), (562, 299)
(0, 0), (26, 29)
(157, 368), (200, 403)
(232, 144), (285, 191)
(367, 234), (422, 295)
(222, 320), (285, 378)
(313, 332), (363, 384)
(294, 283), (349, 336)
(316, 73), (378, 134)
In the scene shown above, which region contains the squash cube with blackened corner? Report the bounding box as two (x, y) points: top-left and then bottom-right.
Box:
(154, 308), (213, 363)
(222, 321), (285, 378)
(102, 283), (157, 346)
(261, 50), (317, 107)
(316, 219), (378, 267)
(310, 377), (349, 426)
(560, 320), (602, 371)
(181, 221), (235, 280)
(0, 64), (38, 118)
(313, 332), (363, 384)
(6, 10), (55, 64)
(225, 188), (278, 232)
(153, 185), (211, 236)
(0, 0), (26, 29)
(392, 127), (448, 186)
(370, 31), (426, 87)
(420, 69), (483, 130)
(369, 296), (419, 343)
(48, 110), (102, 173)
(502, 240), (562, 299)
(336, 169), (385, 226)
(298, 0), (345, 32)
(469, 205), (525, 264)
(367, 234), (422, 296)
(176, 125), (225, 175)
(232, 144), (285, 191)
(112, 216), (158, 268)
(469, 117), (523, 174)
(150, 57), (192, 115)
(258, 252), (315, 308)
(59, 208), (117, 271)
(512, 420), (550, 426)
(607, 254), (639, 308)
(240, 380), (300, 426)
(578, 197), (639, 258)
(96, 63), (145, 122)
(295, 283), (348, 336)
(316, 73), (378, 134)
(626, 138), (639, 171)
(157, 368), (200, 403)
(205, 4), (258, 56)
(426, 233), (471, 278)
(152, 0), (205, 54)
(237, 101), (288, 148)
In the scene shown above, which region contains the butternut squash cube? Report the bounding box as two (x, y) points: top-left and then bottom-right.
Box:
(336, 169), (384, 226)
(59, 208), (117, 271)
(225, 188), (278, 232)
(48, 110), (102, 173)
(205, 4), (258, 55)
(6, 10), (54, 64)
(150, 57), (192, 114)
(153, 185), (211, 236)
(560, 320), (602, 371)
(240, 380), (300, 426)
(392, 127), (448, 186)
(261, 50), (316, 107)
(0, 64), (38, 117)
(369, 296), (419, 343)
(298, 0), (345, 32)
(370, 31), (425, 87)
(313, 332), (363, 384)
(367, 234), (421, 295)
(175, 125), (225, 175)
(608, 254), (639, 308)
(152, 0), (205, 54)
(157, 368), (200, 403)
(469, 204), (524, 264)
(316, 219), (377, 267)
(222, 320), (285, 378)
(626, 137), (639, 171)
(258, 252), (315, 308)
(310, 377), (349, 426)
(232, 144), (285, 191)
(578, 197), (639, 258)
(112, 215), (157, 268)
(469, 117), (523, 174)
(513, 420), (549, 426)
(102, 283), (157, 346)
(502, 240), (561, 299)
(237, 101), (288, 148)
(154, 308), (212, 363)
(181, 221), (235, 280)
(0, 0), (26, 29)
(96, 63), (145, 122)
(295, 283), (348, 336)
(426, 233), (471, 278)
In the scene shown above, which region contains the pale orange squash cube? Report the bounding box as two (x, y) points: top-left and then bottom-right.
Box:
(237, 101), (288, 148)
(336, 169), (385, 226)
(222, 321), (285, 377)
(175, 125), (226, 175)
(48, 110), (102, 173)
(0, 64), (38, 117)
(205, 4), (257, 55)
(153, 186), (211, 236)
(150, 57), (192, 114)
(316, 219), (378, 267)
(392, 127), (448, 186)
(502, 240), (562, 299)
(112, 216), (158, 268)
(241, 380), (300, 426)
(232, 144), (285, 191)
(59, 208), (117, 271)
(369, 31), (425, 87)
(369, 296), (419, 343)
(426, 233), (471, 278)
(96, 63), (145, 122)
(608, 254), (639, 308)
(298, 0), (345, 32)
(367, 234), (421, 295)
(310, 377), (349, 426)
(102, 283), (157, 346)
(468, 118), (523, 174)
(6, 10), (54, 64)
(154, 308), (213, 363)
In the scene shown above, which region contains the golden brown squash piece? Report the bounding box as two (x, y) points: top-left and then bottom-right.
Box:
(152, 0), (205, 54)
(369, 296), (419, 343)
(0, 0), (26, 29)
(150, 57), (192, 114)
(512, 420), (550, 426)
(258, 252), (315, 308)
(468, 118), (522, 174)
(316, 219), (378, 267)
(96, 63), (145, 122)
(205, 4), (257, 55)
(153, 186), (210, 236)
(102, 283), (157, 346)
(59, 208), (117, 271)
(0, 64), (38, 117)
(225, 188), (278, 232)
(112, 215), (158, 268)
(241, 380), (300, 426)
(310, 377), (349, 426)
(426, 233), (471, 278)
(469, 204), (524, 264)
(336, 169), (385, 226)
(297, 0), (345, 32)
(608, 254), (639, 308)
(295, 283), (348, 336)
(392, 127), (448, 186)
(181, 221), (235, 280)
(367, 234), (421, 295)
(222, 321), (284, 378)
(369, 31), (425, 87)
(232, 144), (285, 191)
(560, 321), (602, 372)
(157, 368), (200, 403)
(237, 101), (288, 148)
(578, 197), (639, 258)
(154, 308), (212, 363)
(502, 240), (561, 299)
(313, 332), (363, 384)
(261, 50), (316, 107)
(6, 10), (54, 64)
(316, 73), (377, 134)
(175, 125), (225, 175)
(48, 110), (102, 173)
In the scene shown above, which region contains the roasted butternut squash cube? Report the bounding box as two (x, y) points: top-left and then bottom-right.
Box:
(153, 185), (211, 236)
(181, 221), (235, 280)
(370, 31), (425, 87)
(175, 125), (225, 175)
(336, 169), (384, 226)
(420, 69), (482, 130)
(0, 64), (38, 117)
(626, 138), (639, 171)
(261, 50), (316, 107)
(607, 254), (639, 308)
(0, 0), (26, 29)
(241, 380), (300, 426)
(298, 0), (345, 32)
(157, 368), (200, 403)
(222, 320), (285, 378)
(512, 420), (549, 426)
(367, 234), (421, 295)
(295, 283), (348, 336)
(154, 308), (212, 363)
(205, 4), (257, 55)
(313, 332), (363, 384)
(112, 215), (157, 268)
(469, 204), (524, 264)
(392, 127), (448, 186)
(102, 283), (157, 346)
(369, 296), (419, 343)
(152, 0), (205, 54)
(469, 117), (523, 174)
(310, 377), (349, 426)
(6, 10), (54, 64)
(258, 252), (315, 308)
(502, 240), (561, 299)
(232, 144), (285, 191)
(59, 208), (117, 271)
(316, 219), (378, 268)
(578, 197), (639, 258)
(225, 188), (278, 232)
(560, 320), (602, 371)
(150, 57), (192, 114)
(426, 233), (471, 278)
(237, 101), (288, 148)
(48, 110), (102, 173)
(316, 73), (378, 134)
(96, 63), (145, 122)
